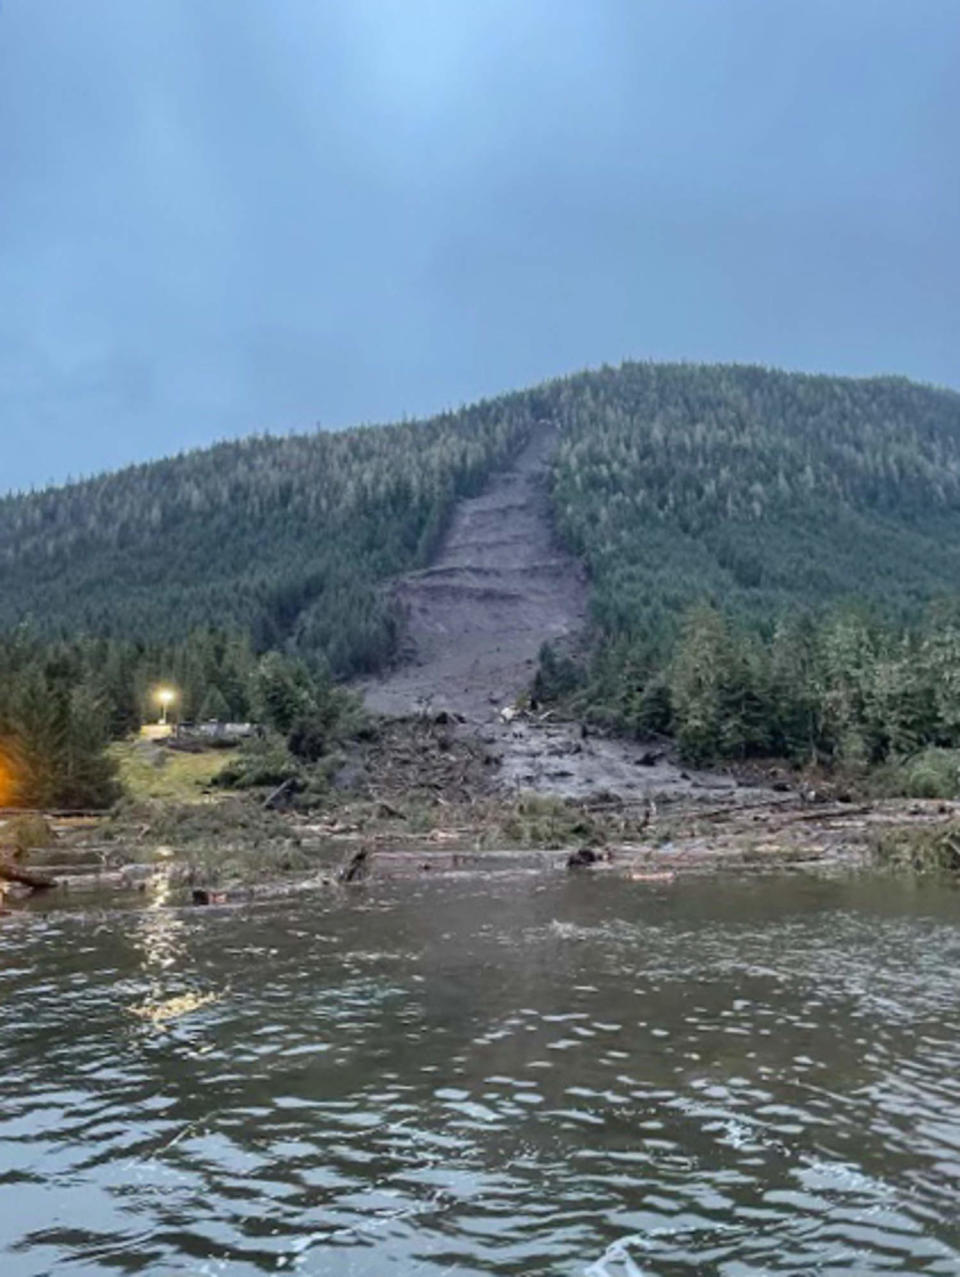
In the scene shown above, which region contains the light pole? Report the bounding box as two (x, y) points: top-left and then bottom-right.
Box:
(155, 687), (176, 726)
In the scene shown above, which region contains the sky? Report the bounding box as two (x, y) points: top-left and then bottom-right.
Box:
(1, 0), (957, 492)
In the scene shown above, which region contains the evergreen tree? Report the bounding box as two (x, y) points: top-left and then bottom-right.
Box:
(198, 685), (231, 722)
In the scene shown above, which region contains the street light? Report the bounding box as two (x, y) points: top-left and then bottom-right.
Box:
(154, 686), (177, 726)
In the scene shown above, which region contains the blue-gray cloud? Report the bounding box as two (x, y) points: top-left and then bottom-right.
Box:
(1, 0), (957, 491)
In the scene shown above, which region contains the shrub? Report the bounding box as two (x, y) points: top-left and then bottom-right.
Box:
(0, 814), (56, 856)
(870, 748), (960, 800)
(873, 823), (960, 874)
(214, 733), (301, 790)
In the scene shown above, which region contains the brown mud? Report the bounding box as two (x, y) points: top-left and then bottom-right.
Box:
(357, 424), (746, 805)
(360, 424), (587, 721)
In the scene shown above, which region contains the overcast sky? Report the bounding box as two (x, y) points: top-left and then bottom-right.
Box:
(1, 1), (957, 492)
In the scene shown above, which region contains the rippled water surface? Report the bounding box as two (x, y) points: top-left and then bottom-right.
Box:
(3, 873), (960, 1275)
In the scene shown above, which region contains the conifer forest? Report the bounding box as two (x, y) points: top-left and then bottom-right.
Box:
(5, 360), (960, 804)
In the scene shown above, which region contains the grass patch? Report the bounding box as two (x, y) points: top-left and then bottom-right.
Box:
(473, 793), (652, 850)
(491, 793), (604, 849)
(106, 796), (286, 847)
(872, 821), (960, 875)
(100, 796), (317, 886)
(111, 741), (235, 803)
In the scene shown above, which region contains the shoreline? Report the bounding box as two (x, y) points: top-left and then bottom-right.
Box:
(2, 783), (953, 916)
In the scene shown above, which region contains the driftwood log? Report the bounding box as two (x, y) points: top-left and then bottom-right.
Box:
(0, 860), (56, 890)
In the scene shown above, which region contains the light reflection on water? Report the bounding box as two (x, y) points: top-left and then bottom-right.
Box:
(2, 873), (960, 1274)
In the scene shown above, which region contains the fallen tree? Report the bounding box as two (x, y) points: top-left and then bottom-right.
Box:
(0, 860), (56, 890)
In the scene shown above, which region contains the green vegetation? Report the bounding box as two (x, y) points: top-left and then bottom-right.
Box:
(110, 741), (234, 803)
(867, 748), (960, 801)
(591, 603), (960, 768)
(0, 814), (57, 856)
(0, 628), (363, 809)
(495, 793), (611, 850)
(546, 362), (960, 633)
(0, 402), (534, 676)
(12, 361), (960, 687)
(5, 360), (960, 781)
(101, 796), (312, 886)
(532, 362), (960, 762)
(873, 823), (960, 875)
(0, 632), (122, 809)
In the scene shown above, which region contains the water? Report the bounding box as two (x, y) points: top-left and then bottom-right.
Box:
(3, 872), (960, 1275)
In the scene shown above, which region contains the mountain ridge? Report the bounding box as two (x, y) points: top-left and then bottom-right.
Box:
(4, 360), (960, 680)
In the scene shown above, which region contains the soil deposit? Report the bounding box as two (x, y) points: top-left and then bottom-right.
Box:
(361, 424), (587, 720)
(359, 425), (741, 802)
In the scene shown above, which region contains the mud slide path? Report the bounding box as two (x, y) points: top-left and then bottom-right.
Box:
(362, 424), (587, 720)
(359, 425), (742, 803)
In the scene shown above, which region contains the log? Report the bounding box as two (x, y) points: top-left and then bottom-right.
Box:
(0, 807), (108, 818)
(263, 777), (299, 810)
(687, 796), (799, 821)
(0, 860), (56, 890)
(773, 804), (873, 825)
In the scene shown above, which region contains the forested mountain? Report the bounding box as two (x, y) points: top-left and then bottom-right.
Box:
(5, 361), (960, 787)
(4, 361), (960, 683)
(0, 403), (533, 675)
(534, 363), (960, 746)
(545, 362), (960, 636)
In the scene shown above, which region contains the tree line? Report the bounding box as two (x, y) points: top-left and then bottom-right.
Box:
(0, 628), (360, 809)
(539, 601), (960, 769)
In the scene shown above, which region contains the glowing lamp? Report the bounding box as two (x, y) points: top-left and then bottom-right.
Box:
(154, 686), (177, 725)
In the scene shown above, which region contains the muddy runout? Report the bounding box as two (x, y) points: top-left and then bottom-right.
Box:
(357, 426), (747, 804)
(361, 423), (588, 721)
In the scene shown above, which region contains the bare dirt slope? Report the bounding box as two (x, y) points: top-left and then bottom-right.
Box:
(358, 425), (743, 803)
(361, 424), (588, 720)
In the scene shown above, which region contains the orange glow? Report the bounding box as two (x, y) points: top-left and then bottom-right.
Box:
(0, 742), (24, 808)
